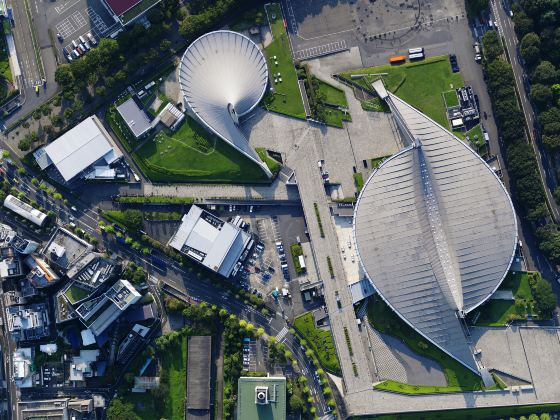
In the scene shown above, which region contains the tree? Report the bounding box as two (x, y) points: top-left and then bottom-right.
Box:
(160, 39), (171, 52)
(107, 398), (140, 420)
(513, 11), (534, 38)
(55, 64), (74, 90)
(531, 83), (553, 107)
(520, 32), (541, 65)
(482, 30), (503, 61)
(543, 134), (560, 150)
(532, 277), (556, 318)
(288, 394), (305, 412)
(18, 137), (30, 151)
(95, 86), (106, 96)
(532, 60), (557, 84)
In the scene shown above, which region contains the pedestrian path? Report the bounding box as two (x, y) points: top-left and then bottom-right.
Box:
(367, 324), (407, 383)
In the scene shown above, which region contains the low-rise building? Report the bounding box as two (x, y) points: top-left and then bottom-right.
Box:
(3, 195), (47, 226)
(69, 350), (100, 384)
(43, 227), (94, 272)
(157, 102), (185, 131)
(18, 398), (94, 420)
(76, 279), (141, 336)
(117, 323), (150, 364)
(237, 376), (287, 420)
(101, 0), (162, 26)
(33, 116), (122, 185)
(6, 303), (50, 343)
(25, 255), (60, 288)
(116, 97), (154, 139)
(132, 376), (160, 392)
(13, 347), (34, 388)
(168, 205), (251, 278)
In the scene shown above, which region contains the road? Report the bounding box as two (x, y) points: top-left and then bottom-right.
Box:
(5, 0), (58, 125)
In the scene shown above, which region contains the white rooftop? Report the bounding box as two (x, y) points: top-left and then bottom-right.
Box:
(35, 116), (122, 182)
(169, 205), (250, 277)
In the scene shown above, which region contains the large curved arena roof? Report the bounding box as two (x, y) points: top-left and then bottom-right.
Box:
(353, 81), (518, 372)
(178, 30), (271, 177)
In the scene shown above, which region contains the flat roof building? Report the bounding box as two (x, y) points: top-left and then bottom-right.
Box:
(18, 398), (94, 420)
(352, 80), (518, 374)
(102, 0), (162, 26)
(13, 347), (34, 388)
(3, 195), (47, 226)
(25, 255), (60, 288)
(186, 336), (211, 420)
(168, 205), (251, 277)
(179, 30), (272, 178)
(76, 279), (141, 336)
(116, 97), (153, 138)
(43, 227), (94, 271)
(237, 376), (286, 420)
(33, 116), (122, 184)
(6, 303), (50, 343)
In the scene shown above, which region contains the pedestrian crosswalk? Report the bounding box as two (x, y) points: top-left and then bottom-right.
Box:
(276, 326), (289, 342)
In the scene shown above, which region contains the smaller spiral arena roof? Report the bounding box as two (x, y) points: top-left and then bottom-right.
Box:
(179, 30), (271, 177)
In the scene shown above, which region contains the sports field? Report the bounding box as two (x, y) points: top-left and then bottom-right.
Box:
(133, 117), (270, 184)
(339, 56), (463, 128)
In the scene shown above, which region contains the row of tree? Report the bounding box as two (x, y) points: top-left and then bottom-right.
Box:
(482, 30), (560, 273)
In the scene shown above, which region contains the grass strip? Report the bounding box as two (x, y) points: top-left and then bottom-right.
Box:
(290, 243), (305, 274)
(344, 327), (353, 356)
(353, 173), (364, 192)
(115, 196), (194, 205)
(313, 202), (325, 238)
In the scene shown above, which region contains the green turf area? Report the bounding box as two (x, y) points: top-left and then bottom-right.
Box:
(263, 3), (306, 119)
(443, 90), (458, 107)
(353, 173), (364, 192)
(339, 56), (463, 127)
(256, 147), (281, 177)
(0, 30), (13, 101)
(371, 155), (391, 169)
(133, 118), (270, 184)
(367, 294), (482, 392)
(293, 312), (341, 374)
(323, 107), (351, 128)
(160, 335), (188, 419)
(351, 403), (560, 420)
(290, 243), (304, 273)
(64, 285), (89, 304)
(375, 380), (467, 394)
(361, 97), (390, 112)
(316, 79), (348, 107)
(465, 124), (484, 148)
(469, 272), (535, 326)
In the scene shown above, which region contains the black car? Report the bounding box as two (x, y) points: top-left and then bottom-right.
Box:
(449, 54), (460, 73)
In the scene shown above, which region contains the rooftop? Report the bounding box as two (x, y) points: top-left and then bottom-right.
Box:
(4, 195), (47, 226)
(178, 30), (272, 178)
(6, 303), (50, 342)
(237, 376), (286, 420)
(168, 205), (251, 277)
(186, 336), (212, 412)
(352, 81), (518, 373)
(43, 227), (94, 271)
(116, 97), (153, 138)
(33, 116), (122, 183)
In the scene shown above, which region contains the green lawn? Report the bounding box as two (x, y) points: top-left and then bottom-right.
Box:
(322, 107), (351, 128)
(443, 90), (458, 107)
(293, 312), (341, 374)
(160, 335), (188, 420)
(361, 97), (390, 112)
(256, 147), (281, 177)
(290, 243), (304, 273)
(0, 30), (13, 101)
(126, 392), (159, 420)
(263, 3), (306, 119)
(133, 117), (270, 183)
(64, 285), (89, 304)
(465, 124), (484, 148)
(351, 403), (560, 420)
(469, 272), (535, 326)
(353, 172), (364, 192)
(316, 78), (348, 107)
(367, 294), (482, 392)
(339, 56), (463, 127)
(371, 155), (391, 169)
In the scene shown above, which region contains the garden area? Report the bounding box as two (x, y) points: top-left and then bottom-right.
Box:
(64, 284), (90, 304)
(290, 243), (305, 274)
(256, 147), (282, 177)
(338, 56), (463, 128)
(132, 117), (270, 183)
(0, 25), (14, 103)
(469, 271), (556, 326)
(293, 312), (341, 374)
(367, 294), (483, 394)
(262, 3), (306, 119)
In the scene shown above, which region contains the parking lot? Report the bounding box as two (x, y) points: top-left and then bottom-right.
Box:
(41, 0), (116, 61)
(283, 0), (466, 67)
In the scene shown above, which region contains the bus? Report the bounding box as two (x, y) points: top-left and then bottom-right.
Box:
(389, 55), (406, 64)
(409, 52), (425, 61)
(408, 47), (424, 55)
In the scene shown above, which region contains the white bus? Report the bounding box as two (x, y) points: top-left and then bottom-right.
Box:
(408, 47), (424, 55)
(409, 52), (425, 61)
